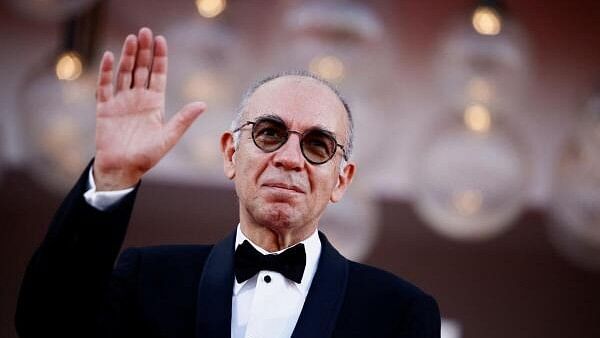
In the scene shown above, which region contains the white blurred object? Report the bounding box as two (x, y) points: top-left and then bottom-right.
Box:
(284, 0), (383, 44)
(319, 191), (378, 262)
(147, 19), (250, 185)
(441, 319), (462, 338)
(415, 114), (528, 241)
(421, 6), (532, 241)
(20, 69), (96, 191)
(549, 93), (600, 269)
(433, 14), (530, 111)
(277, 0), (385, 84)
(6, 0), (98, 22)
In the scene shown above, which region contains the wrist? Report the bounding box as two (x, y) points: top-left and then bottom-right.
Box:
(93, 164), (141, 191)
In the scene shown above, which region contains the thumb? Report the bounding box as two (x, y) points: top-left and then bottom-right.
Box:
(164, 101), (207, 148)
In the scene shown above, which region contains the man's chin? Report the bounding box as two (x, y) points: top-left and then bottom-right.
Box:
(256, 204), (299, 228)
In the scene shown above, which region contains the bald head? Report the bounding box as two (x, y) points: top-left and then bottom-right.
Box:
(231, 71), (354, 160)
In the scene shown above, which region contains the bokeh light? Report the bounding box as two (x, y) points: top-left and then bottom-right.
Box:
(195, 0), (226, 18)
(464, 104), (492, 133)
(472, 6), (502, 36)
(309, 55), (345, 83)
(55, 52), (83, 81)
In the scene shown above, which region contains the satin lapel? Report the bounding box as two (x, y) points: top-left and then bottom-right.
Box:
(291, 232), (349, 338)
(195, 230), (236, 338)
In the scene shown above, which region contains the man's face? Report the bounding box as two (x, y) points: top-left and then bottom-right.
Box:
(222, 76), (355, 239)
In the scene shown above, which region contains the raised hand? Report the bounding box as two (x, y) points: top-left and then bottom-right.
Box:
(93, 28), (206, 190)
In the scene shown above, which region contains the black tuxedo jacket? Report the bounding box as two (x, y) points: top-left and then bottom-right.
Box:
(16, 168), (440, 338)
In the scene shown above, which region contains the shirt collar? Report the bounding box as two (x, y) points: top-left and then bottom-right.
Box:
(233, 224), (321, 296)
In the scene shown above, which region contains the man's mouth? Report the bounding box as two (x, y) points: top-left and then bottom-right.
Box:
(262, 182), (305, 194)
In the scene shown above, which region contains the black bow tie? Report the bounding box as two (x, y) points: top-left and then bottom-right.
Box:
(234, 240), (306, 284)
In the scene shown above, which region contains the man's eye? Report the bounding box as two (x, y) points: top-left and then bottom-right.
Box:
(257, 127), (282, 138)
(307, 139), (328, 149)
(304, 135), (334, 156)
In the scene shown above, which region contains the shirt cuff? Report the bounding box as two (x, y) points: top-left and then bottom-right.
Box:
(83, 166), (135, 211)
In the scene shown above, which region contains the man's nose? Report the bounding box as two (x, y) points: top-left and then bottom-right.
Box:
(272, 133), (304, 170)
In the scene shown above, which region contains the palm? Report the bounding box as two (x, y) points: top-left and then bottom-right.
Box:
(94, 28), (205, 190)
(96, 89), (165, 172)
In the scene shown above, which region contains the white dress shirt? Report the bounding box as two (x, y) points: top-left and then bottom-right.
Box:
(83, 167), (322, 338)
(232, 226), (321, 338)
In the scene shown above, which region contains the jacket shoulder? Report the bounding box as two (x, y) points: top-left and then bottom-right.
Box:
(346, 261), (432, 301)
(334, 261), (440, 337)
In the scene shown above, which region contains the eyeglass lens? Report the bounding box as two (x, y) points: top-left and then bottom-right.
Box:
(252, 118), (337, 164)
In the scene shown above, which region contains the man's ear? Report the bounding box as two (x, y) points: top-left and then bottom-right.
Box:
(330, 162), (356, 203)
(221, 131), (236, 180)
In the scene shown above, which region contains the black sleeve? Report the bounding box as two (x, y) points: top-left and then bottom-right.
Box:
(15, 163), (140, 338)
(97, 247), (143, 338)
(398, 293), (441, 338)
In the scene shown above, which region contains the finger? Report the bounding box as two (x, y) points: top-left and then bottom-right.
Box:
(96, 51), (114, 103)
(149, 35), (167, 93)
(164, 102), (207, 149)
(116, 34), (138, 92)
(132, 27), (154, 88)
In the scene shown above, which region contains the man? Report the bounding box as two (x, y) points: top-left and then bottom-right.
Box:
(16, 28), (440, 338)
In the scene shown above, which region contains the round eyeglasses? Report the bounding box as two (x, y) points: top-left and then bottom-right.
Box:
(233, 116), (347, 165)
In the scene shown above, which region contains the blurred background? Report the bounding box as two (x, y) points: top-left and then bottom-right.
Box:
(1, 0), (600, 337)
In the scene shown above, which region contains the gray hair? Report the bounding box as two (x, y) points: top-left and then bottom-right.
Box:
(230, 70), (354, 164)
